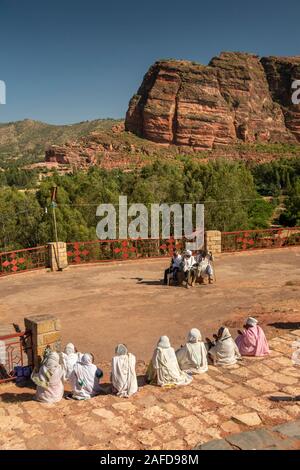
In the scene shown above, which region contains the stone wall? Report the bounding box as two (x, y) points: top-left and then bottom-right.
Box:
(205, 230), (222, 254)
(24, 314), (61, 368)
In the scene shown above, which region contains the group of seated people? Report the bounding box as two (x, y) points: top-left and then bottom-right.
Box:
(164, 249), (214, 288)
(31, 316), (269, 404)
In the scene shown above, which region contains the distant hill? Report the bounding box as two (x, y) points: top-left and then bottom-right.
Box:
(0, 118), (122, 167)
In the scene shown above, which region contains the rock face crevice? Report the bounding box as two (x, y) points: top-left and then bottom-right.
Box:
(125, 52), (300, 149)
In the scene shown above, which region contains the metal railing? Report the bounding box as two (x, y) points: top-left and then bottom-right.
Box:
(66, 238), (185, 265)
(0, 246), (49, 277)
(0, 331), (32, 384)
(221, 227), (300, 253)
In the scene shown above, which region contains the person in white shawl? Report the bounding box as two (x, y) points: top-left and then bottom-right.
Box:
(208, 327), (241, 366)
(32, 351), (64, 404)
(147, 336), (192, 387)
(60, 343), (82, 381)
(69, 353), (103, 400)
(111, 344), (138, 398)
(176, 328), (208, 374)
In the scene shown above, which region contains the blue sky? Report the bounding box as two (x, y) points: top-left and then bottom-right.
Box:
(0, 0), (299, 124)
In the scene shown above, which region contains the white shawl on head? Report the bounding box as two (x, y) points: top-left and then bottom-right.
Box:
(32, 352), (64, 404)
(60, 343), (81, 381)
(152, 336), (192, 387)
(209, 327), (241, 366)
(70, 353), (101, 400)
(111, 347), (138, 398)
(176, 328), (208, 374)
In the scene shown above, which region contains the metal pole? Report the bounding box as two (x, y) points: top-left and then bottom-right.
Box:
(51, 201), (61, 271)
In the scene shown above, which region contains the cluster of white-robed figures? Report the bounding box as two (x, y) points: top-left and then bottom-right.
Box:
(32, 317), (269, 404)
(32, 343), (138, 404)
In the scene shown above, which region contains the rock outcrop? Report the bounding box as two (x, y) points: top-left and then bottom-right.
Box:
(125, 52), (300, 149)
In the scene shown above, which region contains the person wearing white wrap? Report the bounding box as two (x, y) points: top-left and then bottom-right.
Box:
(60, 343), (82, 381)
(69, 353), (103, 400)
(32, 351), (64, 404)
(111, 344), (138, 398)
(147, 336), (192, 387)
(176, 328), (208, 374)
(208, 327), (241, 366)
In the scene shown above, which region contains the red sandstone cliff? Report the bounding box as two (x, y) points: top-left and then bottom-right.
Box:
(125, 52), (300, 149)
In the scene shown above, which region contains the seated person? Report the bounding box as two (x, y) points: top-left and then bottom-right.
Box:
(147, 335), (192, 387)
(111, 343), (138, 398)
(182, 250), (196, 288)
(163, 249), (182, 284)
(195, 250), (214, 284)
(60, 343), (82, 381)
(206, 327), (241, 366)
(176, 328), (208, 374)
(31, 351), (64, 404)
(236, 317), (270, 357)
(69, 353), (103, 400)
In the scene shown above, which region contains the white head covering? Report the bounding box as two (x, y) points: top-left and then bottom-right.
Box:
(115, 344), (128, 356)
(187, 328), (201, 343)
(157, 336), (171, 349)
(31, 351), (60, 389)
(64, 343), (75, 355)
(185, 250), (192, 256)
(246, 317), (258, 327)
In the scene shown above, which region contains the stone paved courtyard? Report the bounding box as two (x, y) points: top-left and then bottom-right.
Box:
(0, 329), (299, 450)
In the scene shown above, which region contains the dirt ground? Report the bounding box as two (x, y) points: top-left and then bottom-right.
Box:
(0, 247), (299, 363)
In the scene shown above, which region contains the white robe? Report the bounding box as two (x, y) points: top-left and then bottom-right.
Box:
(209, 328), (241, 366)
(60, 351), (81, 381)
(176, 341), (208, 374)
(152, 346), (192, 386)
(111, 352), (138, 397)
(70, 361), (101, 400)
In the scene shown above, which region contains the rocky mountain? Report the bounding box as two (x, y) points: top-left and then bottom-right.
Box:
(0, 118), (121, 167)
(125, 52), (300, 149)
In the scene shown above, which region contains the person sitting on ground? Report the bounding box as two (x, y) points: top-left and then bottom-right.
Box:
(236, 317), (270, 357)
(206, 327), (241, 366)
(31, 351), (64, 404)
(69, 353), (103, 400)
(176, 328), (208, 374)
(163, 249), (182, 285)
(111, 344), (138, 398)
(182, 250), (196, 288)
(147, 335), (192, 387)
(60, 343), (82, 381)
(195, 249), (214, 284)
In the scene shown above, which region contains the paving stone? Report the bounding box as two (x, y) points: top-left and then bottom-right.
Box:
(113, 436), (140, 450)
(195, 438), (233, 450)
(267, 372), (298, 386)
(141, 405), (173, 424)
(91, 408), (116, 420)
(161, 402), (189, 418)
(273, 420), (300, 439)
(219, 404), (252, 419)
(153, 422), (179, 441)
(232, 412), (262, 427)
(177, 415), (204, 434)
(259, 408), (291, 421)
(205, 391), (235, 406)
(246, 377), (279, 393)
(272, 356), (294, 367)
(226, 429), (282, 450)
(283, 385), (300, 395)
(111, 402), (137, 414)
(291, 330), (300, 337)
(242, 396), (272, 413)
(221, 420), (241, 434)
(136, 429), (159, 447)
(282, 405), (300, 418)
(247, 363), (274, 376)
(201, 412), (220, 425)
(162, 439), (186, 450)
(226, 385), (257, 400)
(283, 367), (300, 378)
